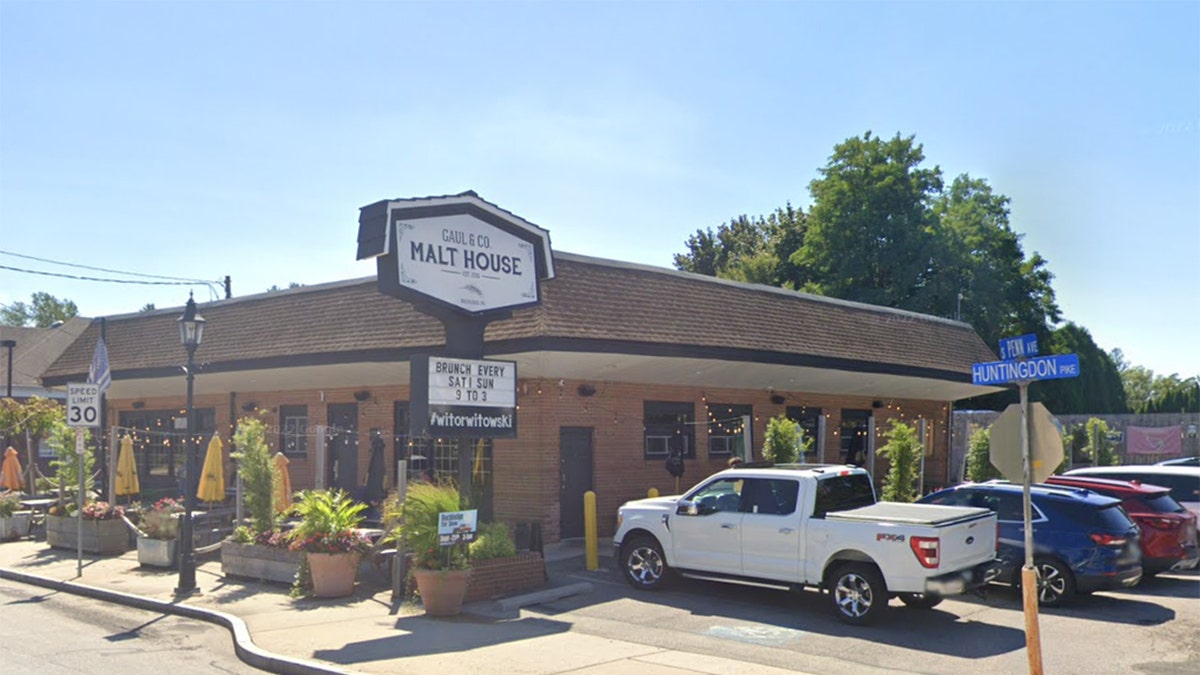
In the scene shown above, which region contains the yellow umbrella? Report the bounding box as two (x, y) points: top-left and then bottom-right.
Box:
(115, 435), (140, 497)
(273, 452), (293, 514)
(1, 446), (24, 492)
(197, 434), (226, 503)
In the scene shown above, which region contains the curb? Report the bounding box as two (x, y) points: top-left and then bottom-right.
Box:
(0, 567), (356, 675)
(490, 581), (594, 612)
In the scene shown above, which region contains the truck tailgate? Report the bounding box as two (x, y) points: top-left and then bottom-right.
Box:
(829, 502), (997, 572)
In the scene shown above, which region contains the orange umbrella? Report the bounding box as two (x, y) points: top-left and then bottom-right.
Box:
(1, 446), (23, 492)
(273, 452), (293, 513)
(197, 434), (226, 503)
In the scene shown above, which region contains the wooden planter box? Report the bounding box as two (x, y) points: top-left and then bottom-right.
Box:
(137, 536), (178, 567)
(221, 540), (302, 585)
(465, 552), (546, 603)
(46, 515), (129, 554)
(0, 512), (32, 541)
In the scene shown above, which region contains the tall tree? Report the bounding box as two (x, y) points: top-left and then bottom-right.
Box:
(0, 292), (79, 327)
(794, 131), (942, 308)
(1035, 323), (1128, 414)
(674, 204), (808, 287)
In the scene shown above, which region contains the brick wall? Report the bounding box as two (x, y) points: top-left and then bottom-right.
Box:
(104, 380), (953, 543)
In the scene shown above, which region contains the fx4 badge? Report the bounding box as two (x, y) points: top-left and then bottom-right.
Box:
(876, 533), (906, 542)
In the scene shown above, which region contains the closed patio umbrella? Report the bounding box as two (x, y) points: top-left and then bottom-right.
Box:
(364, 434), (386, 502)
(273, 452), (293, 514)
(196, 434), (226, 503)
(1, 446), (23, 492)
(115, 435), (140, 498)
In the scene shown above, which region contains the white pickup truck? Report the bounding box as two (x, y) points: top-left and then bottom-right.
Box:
(613, 465), (1001, 624)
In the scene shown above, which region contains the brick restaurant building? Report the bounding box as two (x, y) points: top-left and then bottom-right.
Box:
(41, 243), (999, 541)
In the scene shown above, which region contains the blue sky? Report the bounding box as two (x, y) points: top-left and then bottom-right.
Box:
(1, 1), (1197, 378)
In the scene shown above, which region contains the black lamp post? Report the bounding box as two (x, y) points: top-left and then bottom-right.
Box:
(1, 339), (14, 399)
(176, 294), (205, 594)
(1, 339), (14, 449)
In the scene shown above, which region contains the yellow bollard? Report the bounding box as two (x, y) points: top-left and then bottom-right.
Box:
(648, 487), (659, 498)
(584, 491), (599, 571)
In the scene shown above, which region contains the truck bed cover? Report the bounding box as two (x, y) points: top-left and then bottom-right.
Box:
(827, 502), (992, 527)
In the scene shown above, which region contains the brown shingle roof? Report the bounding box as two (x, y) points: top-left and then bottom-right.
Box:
(42, 253), (995, 384)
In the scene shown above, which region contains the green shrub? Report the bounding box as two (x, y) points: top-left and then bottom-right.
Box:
(762, 415), (800, 464)
(470, 522), (517, 561)
(232, 414), (278, 535)
(385, 482), (469, 570)
(878, 421), (921, 502)
(966, 426), (1002, 482)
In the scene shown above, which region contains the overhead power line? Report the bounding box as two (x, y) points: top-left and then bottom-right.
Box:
(0, 264), (220, 294)
(0, 249), (214, 284)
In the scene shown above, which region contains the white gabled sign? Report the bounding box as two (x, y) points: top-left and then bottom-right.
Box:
(396, 214), (538, 313)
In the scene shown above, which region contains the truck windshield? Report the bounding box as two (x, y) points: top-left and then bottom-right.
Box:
(813, 473), (876, 517)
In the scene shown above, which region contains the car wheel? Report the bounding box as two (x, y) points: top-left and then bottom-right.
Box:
(1034, 558), (1075, 607)
(830, 563), (887, 625)
(621, 535), (669, 590)
(899, 593), (944, 610)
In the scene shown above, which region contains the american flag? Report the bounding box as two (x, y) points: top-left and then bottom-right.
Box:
(88, 337), (111, 394)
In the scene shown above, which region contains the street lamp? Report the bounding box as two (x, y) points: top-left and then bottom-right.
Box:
(176, 294), (205, 595)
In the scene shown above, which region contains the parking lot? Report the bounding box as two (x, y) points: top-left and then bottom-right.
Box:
(538, 559), (1199, 675)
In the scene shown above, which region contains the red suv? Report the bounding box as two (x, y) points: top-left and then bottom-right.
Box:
(1046, 475), (1199, 576)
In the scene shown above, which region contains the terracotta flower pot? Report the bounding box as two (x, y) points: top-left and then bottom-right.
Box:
(307, 551), (360, 598)
(413, 567), (472, 616)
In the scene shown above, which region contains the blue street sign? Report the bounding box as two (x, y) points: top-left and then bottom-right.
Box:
(998, 333), (1039, 360)
(972, 353), (1080, 386)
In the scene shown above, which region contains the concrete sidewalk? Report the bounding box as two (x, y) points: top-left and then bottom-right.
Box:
(0, 537), (809, 675)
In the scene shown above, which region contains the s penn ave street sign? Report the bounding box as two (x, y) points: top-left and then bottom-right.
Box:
(972, 353), (1080, 386)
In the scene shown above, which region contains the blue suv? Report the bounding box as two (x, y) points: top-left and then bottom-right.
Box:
(919, 482), (1142, 605)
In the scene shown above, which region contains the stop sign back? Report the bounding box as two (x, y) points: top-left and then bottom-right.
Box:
(989, 402), (1063, 483)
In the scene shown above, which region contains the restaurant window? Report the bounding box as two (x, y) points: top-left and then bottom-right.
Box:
(707, 403), (752, 457)
(644, 401), (694, 459)
(280, 405), (308, 457)
(786, 406), (822, 460)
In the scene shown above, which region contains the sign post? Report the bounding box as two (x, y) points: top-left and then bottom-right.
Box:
(973, 342), (1079, 675)
(67, 383), (101, 578)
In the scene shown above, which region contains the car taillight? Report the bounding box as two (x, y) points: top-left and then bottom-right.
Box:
(911, 536), (940, 568)
(1141, 518), (1178, 531)
(1089, 533), (1128, 546)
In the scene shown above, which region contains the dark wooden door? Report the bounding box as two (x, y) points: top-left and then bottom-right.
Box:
(559, 427), (594, 539)
(327, 403), (358, 493)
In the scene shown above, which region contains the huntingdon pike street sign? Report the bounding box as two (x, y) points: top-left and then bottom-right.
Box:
(972, 353), (1080, 386)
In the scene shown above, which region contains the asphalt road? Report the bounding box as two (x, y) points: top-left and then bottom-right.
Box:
(0, 579), (261, 675)
(542, 559), (1200, 675)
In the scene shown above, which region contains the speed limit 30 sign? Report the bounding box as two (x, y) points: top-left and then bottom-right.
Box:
(67, 383), (102, 428)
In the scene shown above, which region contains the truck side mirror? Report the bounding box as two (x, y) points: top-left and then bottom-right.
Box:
(676, 500), (698, 516)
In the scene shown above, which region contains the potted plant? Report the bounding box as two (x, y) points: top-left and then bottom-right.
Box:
(386, 482), (472, 616)
(0, 491), (32, 541)
(135, 497), (184, 567)
(47, 501), (128, 554)
(289, 489), (371, 598)
(222, 414), (301, 584)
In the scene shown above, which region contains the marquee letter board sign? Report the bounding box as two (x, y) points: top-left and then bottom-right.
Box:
(410, 355), (518, 438)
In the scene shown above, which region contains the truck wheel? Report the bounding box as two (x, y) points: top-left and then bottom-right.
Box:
(898, 593), (943, 610)
(621, 535), (669, 590)
(830, 563), (887, 625)
(1033, 558), (1075, 607)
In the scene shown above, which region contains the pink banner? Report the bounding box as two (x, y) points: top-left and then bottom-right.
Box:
(1126, 425), (1183, 456)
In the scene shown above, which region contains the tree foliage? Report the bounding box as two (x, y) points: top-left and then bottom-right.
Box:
(878, 421), (922, 502)
(1112, 350), (1199, 414)
(0, 292), (79, 327)
(762, 414), (801, 464)
(1081, 418), (1119, 466)
(674, 205), (807, 287)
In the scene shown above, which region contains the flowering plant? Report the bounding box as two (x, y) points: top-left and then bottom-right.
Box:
(289, 530), (372, 555)
(289, 489), (368, 557)
(0, 491), (22, 518)
(230, 525), (292, 549)
(81, 501), (124, 521)
(138, 497), (184, 540)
